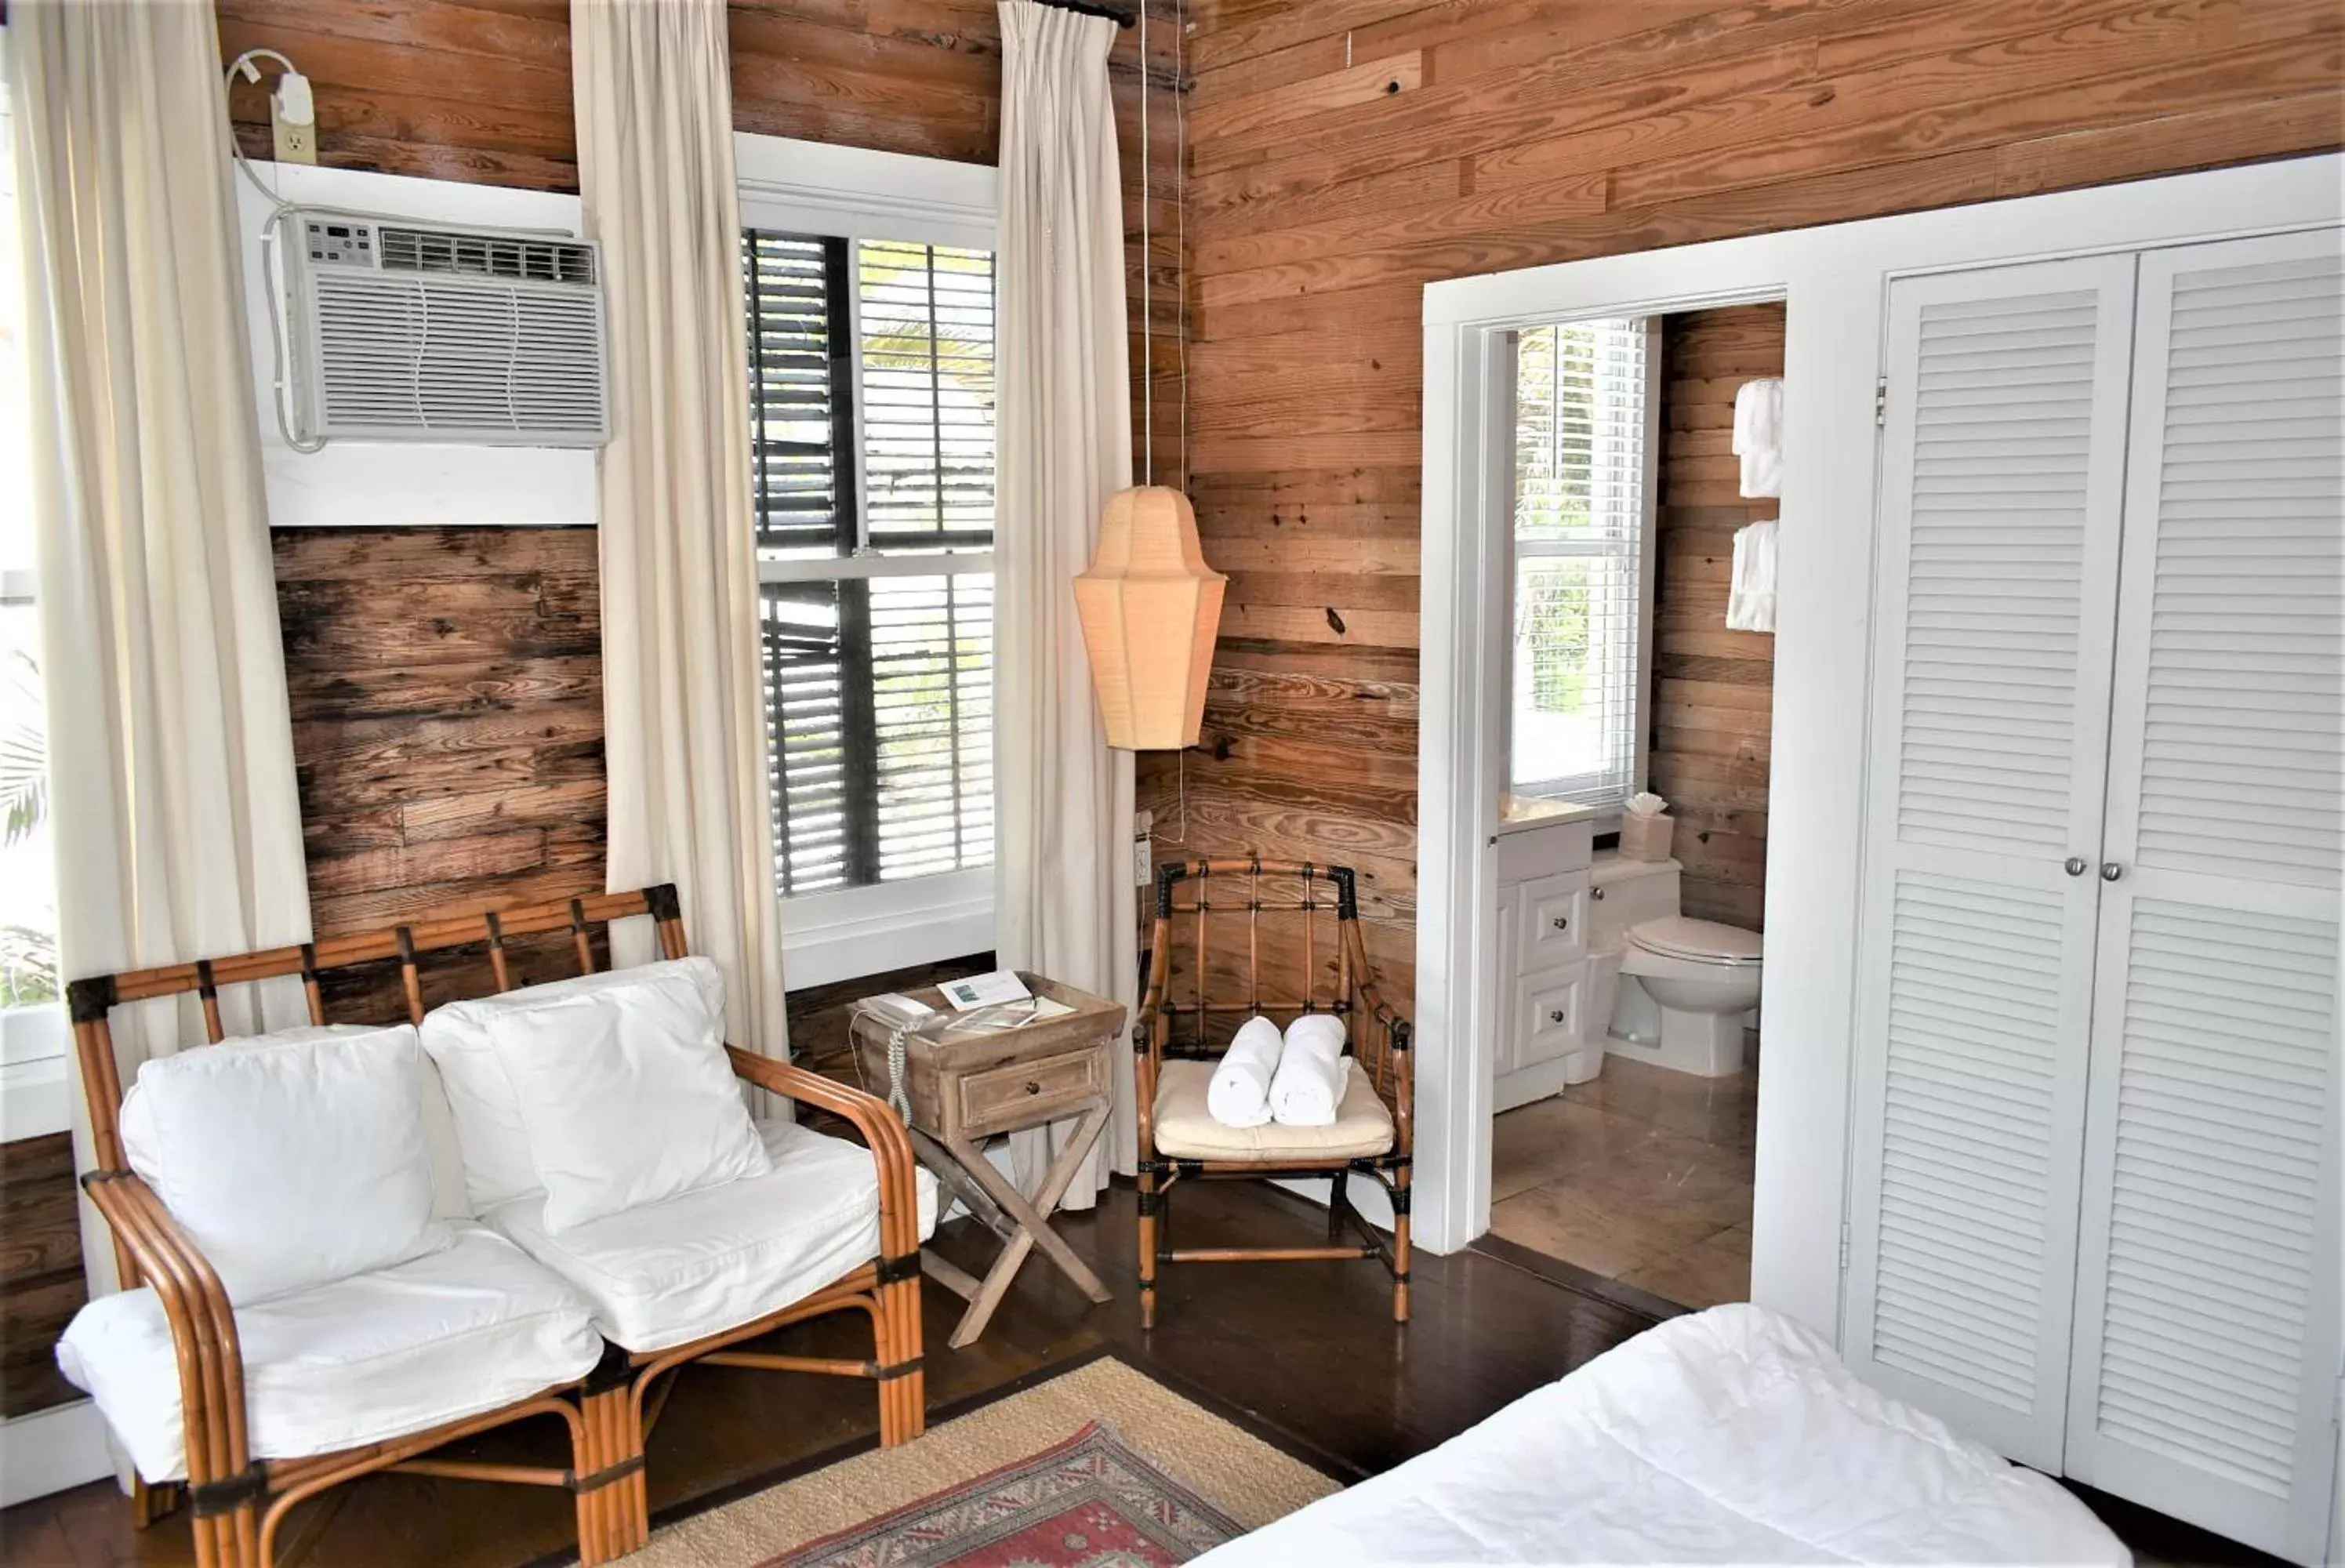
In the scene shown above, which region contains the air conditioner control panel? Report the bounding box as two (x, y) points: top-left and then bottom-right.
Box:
(302, 217), (376, 269)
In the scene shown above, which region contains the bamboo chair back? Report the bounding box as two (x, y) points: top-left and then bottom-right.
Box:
(67, 887), (684, 1283)
(1142, 859), (1408, 1112)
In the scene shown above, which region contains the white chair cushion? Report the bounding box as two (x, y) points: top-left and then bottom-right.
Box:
(56, 1225), (601, 1484)
(119, 1022), (450, 1304)
(419, 957), (742, 1216)
(484, 1119), (939, 1353)
(1154, 1058), (1395, 1160)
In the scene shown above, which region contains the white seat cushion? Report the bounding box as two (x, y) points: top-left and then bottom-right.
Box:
(119, 1022), (450, 1304)
(484, 1119), (940, 1353)
(1154, 1058), (1395, 1160)
(56, 1225), (601, 1484)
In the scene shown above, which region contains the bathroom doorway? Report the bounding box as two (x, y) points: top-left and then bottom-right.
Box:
(1477, 303), (1783, 1310)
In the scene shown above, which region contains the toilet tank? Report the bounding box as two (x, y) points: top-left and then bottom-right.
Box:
(1590, 854), (1681, 951)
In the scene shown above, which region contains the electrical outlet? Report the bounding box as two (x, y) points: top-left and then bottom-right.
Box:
(271, 103), (318, 165)
(1132, 809), (1154, 887)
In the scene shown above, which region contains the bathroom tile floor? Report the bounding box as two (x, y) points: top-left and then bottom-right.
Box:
(1488, 1054), (1759, 1309)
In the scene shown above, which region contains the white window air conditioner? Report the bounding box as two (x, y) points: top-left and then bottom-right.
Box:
(274, 209), (609, 447)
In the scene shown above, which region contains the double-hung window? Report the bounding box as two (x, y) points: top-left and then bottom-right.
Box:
(1506, 318), (1661, 819)
(738, 138), (998, 985)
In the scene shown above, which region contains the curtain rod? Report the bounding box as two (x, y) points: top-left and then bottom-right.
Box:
(1027, 0), (1135, 27)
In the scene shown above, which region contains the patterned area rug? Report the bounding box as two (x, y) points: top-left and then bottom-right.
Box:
(775, 1421), (1240, 1566)
(631, 1357), (1340, 1567)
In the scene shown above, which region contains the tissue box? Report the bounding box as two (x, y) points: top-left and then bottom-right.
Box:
(1621, 811), (1674, 862)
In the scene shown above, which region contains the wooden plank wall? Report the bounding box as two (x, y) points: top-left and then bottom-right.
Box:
(1651, 305), (1784, 932)
(0, 1134), (84, 1418)
(1150, 0), (2343, 1013)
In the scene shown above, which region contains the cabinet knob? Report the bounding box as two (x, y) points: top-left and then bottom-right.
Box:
(1024, 1080), (1042, 1095)
(1548, 1009), (1567, 1024)
(1551, 915), (1570, 931)
(2064, 857), (2087, 877)
(2100, 862), (2124, 882)
(1590, 887), (1606, 901)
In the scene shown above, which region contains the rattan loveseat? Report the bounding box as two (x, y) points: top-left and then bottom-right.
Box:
(64, 884), (925, 1567)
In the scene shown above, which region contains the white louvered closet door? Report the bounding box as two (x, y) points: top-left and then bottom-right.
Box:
(2062, 228), (2343, 1564)
(1843, 256), (2138, 1469)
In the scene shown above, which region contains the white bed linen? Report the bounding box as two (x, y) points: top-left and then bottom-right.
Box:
(484, 1119), (940, 1353)
(56, 1224), (600, 1483)
(1198, 1304), (2128, 1566)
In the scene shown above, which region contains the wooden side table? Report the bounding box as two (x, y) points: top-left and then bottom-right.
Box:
(850, 973), (1127, 1348)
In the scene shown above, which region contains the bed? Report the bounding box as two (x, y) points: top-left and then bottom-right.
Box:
(1196, 1303), (2128, 1565)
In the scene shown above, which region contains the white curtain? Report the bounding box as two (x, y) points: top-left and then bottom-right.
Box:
(572, 0), (789, 1062)
(994, 0), (1138, 1208)
(9, 0), (314, 1294)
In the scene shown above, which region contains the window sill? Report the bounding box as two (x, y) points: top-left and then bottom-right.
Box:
(0, 1003), (71, 1142)
(781, 867), (993, 992)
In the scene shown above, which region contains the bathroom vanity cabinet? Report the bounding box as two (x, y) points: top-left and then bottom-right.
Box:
(1490, 799), (1594, 1112)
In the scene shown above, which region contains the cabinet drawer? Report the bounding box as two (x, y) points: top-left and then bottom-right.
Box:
(1516, 971), (1584, 1069)
(1516, 873), (1589, 971)
(957, 1049), (1105, 1136)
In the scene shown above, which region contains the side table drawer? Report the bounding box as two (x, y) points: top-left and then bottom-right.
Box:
(957, 1049), (1105, 1136)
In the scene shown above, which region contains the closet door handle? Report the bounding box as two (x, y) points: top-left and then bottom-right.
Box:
(2064, 857), (2088, 877)
(2101, 862), (2125, 882)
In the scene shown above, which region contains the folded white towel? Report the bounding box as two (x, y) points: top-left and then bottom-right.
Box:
(1207, 1015), (1284, 1127)
(1727, 519), (1778, 633)
(1269, 1013), (1349, 1127)
(1733, 378), (1783, 499)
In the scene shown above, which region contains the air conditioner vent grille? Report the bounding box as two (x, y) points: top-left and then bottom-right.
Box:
(376, 227), (597, 285)
(311, 274), (606, 438)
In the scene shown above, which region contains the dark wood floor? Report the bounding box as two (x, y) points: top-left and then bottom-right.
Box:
(0, 1181), (2290, 1568)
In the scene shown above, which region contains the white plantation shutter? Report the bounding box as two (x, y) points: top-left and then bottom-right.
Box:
(1844, 255), (2139, 1469)
(745, 231), (996, 898)
(2063, 230), (2343, 1563)
(1508, 318), (1656, 811)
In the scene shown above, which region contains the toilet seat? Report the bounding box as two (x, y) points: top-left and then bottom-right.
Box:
(1628, 916), (1762, 967)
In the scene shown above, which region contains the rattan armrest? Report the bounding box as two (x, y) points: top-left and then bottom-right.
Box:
(724, 1048), (924, 1266)
(82, 1169), (254, 1489)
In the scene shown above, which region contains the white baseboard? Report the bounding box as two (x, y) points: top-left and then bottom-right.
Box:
(1, 1399), (113, 1507)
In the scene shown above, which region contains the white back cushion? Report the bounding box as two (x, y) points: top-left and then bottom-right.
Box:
(420, 958), (764, 1227)
(492, 961), (771, 1232)
(420, 959), (726, 1212)
(119, 1023), (450, 1305)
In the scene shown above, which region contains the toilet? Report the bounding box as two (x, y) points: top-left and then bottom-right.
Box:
(1584, 854), (1762, 1079)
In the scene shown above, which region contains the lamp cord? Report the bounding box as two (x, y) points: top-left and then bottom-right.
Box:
(1139, 0), (1153, 488)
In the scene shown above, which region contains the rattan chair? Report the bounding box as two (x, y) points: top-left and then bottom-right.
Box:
(64, 884), (925, 1568)
(1134, 858), (1414, 1328)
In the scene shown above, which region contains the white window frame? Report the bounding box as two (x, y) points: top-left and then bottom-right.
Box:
(736, 134), (1000, 989)
(0, 38), (69, 1142)
(1499, 318), (1661, 826)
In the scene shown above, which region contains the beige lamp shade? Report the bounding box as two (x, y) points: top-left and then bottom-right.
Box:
(1074, 485), (1227, 750)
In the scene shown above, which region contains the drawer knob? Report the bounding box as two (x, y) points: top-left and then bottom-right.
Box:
(1551, 915), (1569, 931)
(1590, 887), (1606, 901)
(1024, 1080), (1042, 1095)
(1548, 1008), (1567, 1024)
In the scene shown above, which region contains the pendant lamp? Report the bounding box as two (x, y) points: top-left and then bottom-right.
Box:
(1072, 0), (1223, 750)
(1076, 485), (1225, 750)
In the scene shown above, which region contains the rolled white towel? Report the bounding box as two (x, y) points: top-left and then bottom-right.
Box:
(1207, 1015), (1283, 1127)
(1269, 1013), (1349, 1127)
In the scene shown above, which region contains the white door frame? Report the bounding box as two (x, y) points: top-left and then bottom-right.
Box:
(1411, 155), (2343, 1347)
